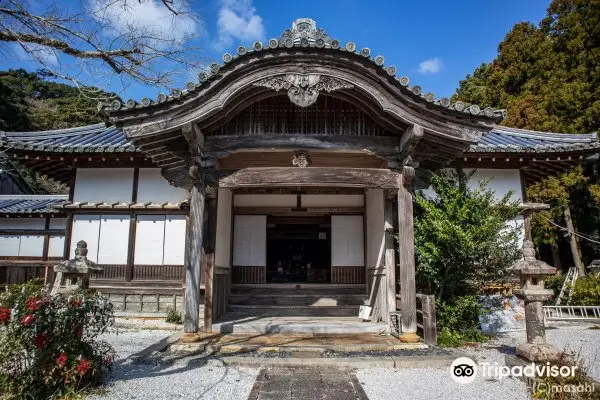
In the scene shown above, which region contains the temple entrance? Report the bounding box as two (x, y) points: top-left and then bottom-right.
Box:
(266, 216), (331, 283)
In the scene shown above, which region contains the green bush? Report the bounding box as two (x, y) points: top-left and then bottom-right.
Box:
(165, 307), (182, 324)
(571, 276), (600, 306)
(0, 286), (115, 399)
(435, 296), (488, 347)
(544, 274), (566, 304)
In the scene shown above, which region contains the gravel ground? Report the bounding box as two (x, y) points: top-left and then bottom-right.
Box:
(87, 329), (260, 400)
(356, 367), (529, 400)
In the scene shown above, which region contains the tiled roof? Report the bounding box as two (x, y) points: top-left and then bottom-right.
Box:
(0, 123), (136, 153)
(1, 123), (598, 155)
(0, 195), (68, 214)
(98, 19), (506, 122)
(471, 126), (600, 153)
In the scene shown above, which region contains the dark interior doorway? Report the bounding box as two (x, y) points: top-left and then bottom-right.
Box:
(266, 216), (331, 283)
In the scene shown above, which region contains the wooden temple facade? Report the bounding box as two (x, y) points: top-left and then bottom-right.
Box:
(0, 19), (599, 340)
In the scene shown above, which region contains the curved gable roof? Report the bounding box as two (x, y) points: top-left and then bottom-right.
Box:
(1, 123), (597, 154)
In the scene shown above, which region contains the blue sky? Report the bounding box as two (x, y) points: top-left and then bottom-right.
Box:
(2, 0), (551, 100)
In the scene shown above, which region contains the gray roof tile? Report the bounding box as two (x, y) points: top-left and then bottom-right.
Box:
(0, 195), (68, 214)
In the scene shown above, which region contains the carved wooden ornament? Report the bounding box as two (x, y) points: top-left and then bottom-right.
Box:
(254, 74), (354, 107)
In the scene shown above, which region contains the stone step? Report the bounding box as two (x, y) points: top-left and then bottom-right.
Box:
(212, 315), (386, 334)
(227, 305), (360, 317)
(228, 294), (369, 307)
(230, 284), (365, 296)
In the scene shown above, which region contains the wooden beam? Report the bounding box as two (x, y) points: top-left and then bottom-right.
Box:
(184, 179), (205, 334)
(205, 134), (400, 156)
(399, 124), (424, 157)
(398, 166), (419, 343)
(385, 199), (396, 325)
(219, 167), (402, 189)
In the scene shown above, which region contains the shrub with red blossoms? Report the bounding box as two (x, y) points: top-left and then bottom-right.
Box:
(0, 284), (115, 399)
(0, 307), (11, 324)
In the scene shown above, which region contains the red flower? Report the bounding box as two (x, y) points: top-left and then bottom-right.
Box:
(76, 359), (90, 376)
(69, 298), (83, 308)
(34, 333), (50, 349)
(20, 314), (34, 326)
(56, 352), (67, 367)
(76, 328), (83, 338)
(0, 307), (11, 324)
(26, 296), (49, 312)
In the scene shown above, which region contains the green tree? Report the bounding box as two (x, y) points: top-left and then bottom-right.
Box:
(453, 0), (600, 133)
(414, 169), (521, 300)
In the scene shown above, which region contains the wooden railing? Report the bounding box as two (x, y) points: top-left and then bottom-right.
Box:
(231, 265), (265, 284)
(0, 260), (57, 285)
(91, 264), (186, 282)
(331, 266), (365, 284)
(396, 293), (438, 346)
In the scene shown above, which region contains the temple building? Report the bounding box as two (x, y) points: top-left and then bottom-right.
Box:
(0, 19), (598, 341)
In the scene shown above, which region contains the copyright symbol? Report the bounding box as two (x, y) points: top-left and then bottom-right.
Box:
(535, 382), (548, 395)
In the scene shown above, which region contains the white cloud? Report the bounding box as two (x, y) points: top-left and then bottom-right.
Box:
(13, 43), (59, 66)
(215, 0), (265, 50)
(418, 57), (443, 74)
(88, 0), (199, 47)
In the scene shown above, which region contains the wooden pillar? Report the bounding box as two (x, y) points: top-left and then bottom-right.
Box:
(398, 165), (419, 343)
(385, 199), (396, 325)
(184, 175), (205, 334)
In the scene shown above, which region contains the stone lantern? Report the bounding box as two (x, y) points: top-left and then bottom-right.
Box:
(50, 240), (104, 295)
(509, 240), (560, 362)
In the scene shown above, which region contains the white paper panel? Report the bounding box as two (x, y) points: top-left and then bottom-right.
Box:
(365, 189), (385, 269)
(0, 218), (45, 230)
(331, 215), (364, 267)
(215, 189), (232, 268)
(49, 218), (67, 229)
(233, 215), (266, 266)
(18, 235), (44, 257)
(74, 168), (134, 203)
(301, 195), (364, 208)
(48, 236), (65, 258)
(137, 169), (189, 203)
(70, 215), (101, 262)
(134, 215), (165, 265)
(163, 215), (186, 265)
(0, 236), (20, 256)
(97, 215), (130, 264)
(234, 194), (297, 207)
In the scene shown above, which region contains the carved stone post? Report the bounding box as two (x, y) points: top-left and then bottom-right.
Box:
(398, 165), (419, 343)
(184, 166), (205, 334)
(510, 240), (560, 361)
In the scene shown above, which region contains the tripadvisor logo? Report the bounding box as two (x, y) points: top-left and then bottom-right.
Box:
(450, 357), (579, 384)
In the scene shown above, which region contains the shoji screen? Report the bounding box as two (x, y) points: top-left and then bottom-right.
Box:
(97, 215), (130, 264)
(134, 215), (165, 265)
(70, 215), (101, 261)
(232, 215), (266, 266)
(163, 215), (186, 265)
(331, 215), (364, 266)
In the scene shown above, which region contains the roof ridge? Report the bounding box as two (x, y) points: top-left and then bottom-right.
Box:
(491, 126), (597, 142)
(1, 123), (107, 137)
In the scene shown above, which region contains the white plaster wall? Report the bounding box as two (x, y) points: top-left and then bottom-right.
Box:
(233, 215), (266, 266)
(18, 235), (44, 257)
(234, 194), (296, 208)
(365, 189), (385, 269)
(0, 218), (45, 230)
(163, 215), (186, 265)
(74, 168), (134, 203)
(215, 189), (232, 268)
(97, 215), (130, 264)
(0, 236), (20, 256)
(301, 194), (364, 207)
(506, 215), (526, 248)
(50, 218), (67, 229)
(331, 215), (364, 266)
(70, 215), (101, 262)
(421, 168), (522, 202)
(48, 236), (65, 258)
(134, 215), (165, 265)
(137, 169), (189, 203)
